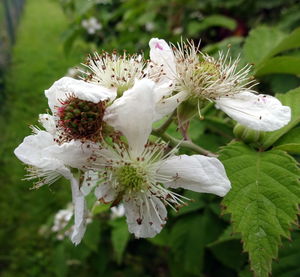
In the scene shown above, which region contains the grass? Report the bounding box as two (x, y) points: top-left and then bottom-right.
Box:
(0, 0), (89, 275)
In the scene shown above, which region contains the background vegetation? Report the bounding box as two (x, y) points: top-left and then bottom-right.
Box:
(0, 0), (300, 276)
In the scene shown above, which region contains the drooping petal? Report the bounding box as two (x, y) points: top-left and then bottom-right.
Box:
(215, 91), (291, 131)
(45, 77), (117, 113)
(104, 78), (156, 157)
(157, 154), (231, 197)
(149, 38), (176, 81)
(70, 176), (88, 245)
(94, 182), (117, 203)
(123, 193), (167, 238)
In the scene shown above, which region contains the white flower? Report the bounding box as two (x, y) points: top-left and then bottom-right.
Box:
(45, 77), (117, 141)
(111, 204), (125, 219)
(149, 38), (291, 131)
(145, 22), (155, 32)
(82, 50), (181, 121)
(81, 17), (102, 35)
(14, 114), (95, 245)
(52, 205), (73, 233)
(82, 51), (146, 95)
(88, 79), (231, 238)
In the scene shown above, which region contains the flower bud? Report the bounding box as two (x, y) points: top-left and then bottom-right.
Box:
(233, 123), (265, 143)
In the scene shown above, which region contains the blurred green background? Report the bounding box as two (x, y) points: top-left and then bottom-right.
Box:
(1, 0), (300, 276)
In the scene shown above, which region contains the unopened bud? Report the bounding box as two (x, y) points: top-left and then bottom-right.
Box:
(233, 124), (265, 143)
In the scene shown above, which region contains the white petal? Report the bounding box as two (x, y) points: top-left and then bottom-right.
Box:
(14, 131), (70, 179)
(215, 91), (291, 131)
(48, 140), (96, 169)
(123, 193), (167, 238)
(154, 90), (188, 121)
(39, 114), (56, 135)
(70, 177), (88, 245)
(94, 183), (117, 203)
(80, 170), (99, 196)
(157, 155), (231, 197)
(104, 78), (156, 157)
(149, 38), (176, 81)
(45, 77), (116, 113)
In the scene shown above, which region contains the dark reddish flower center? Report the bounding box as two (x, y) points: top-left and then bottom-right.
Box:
(57, 97), (106, 141)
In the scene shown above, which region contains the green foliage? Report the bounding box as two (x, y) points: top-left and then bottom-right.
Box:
(220, 142), (300, 277)
(272, 232), (300, 277)
(2, 0), (300, 276)
(170, 209), (224, 275)
(261, 87), (300, 149)
(243, 26), (300, 76)
(274, 127), (300, 154)
(187, 15), (237, 36)
(110, 217), (130, 264)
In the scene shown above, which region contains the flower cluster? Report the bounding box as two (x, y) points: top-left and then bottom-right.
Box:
(14, 38), (291, 244)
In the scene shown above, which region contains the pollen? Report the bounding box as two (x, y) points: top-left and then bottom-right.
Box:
(116, 164), (146, 193)
(57, 97), (106, 141)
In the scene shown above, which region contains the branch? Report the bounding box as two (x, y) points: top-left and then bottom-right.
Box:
(152, 130), (218, 157)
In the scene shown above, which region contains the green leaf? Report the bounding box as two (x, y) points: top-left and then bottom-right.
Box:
(188, 15), (236, 36)
(261, 87), (300, 149)
(243, 26), (285, 66)
(83, 221), (101, 252)
(147, 228), (170, 247)
(269, 27), (300, 57)
(110, 217), (130, 264)
(272, 232), (300, 277)
(74, 0), (94, 16)
(220, 142), (300, 277)
(243, 27), (300, 73)
(92, 202), (111, 215)
(255, 56), (300, 76)
(170, 210), (224, 275)
(208, 226), (246, 271)
(274, 127), (300, 154)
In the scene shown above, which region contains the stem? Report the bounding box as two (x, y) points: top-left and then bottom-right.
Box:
(152, 130), (218, 157)
(154, 110), (176, 134)
(200, 101), (214, 117)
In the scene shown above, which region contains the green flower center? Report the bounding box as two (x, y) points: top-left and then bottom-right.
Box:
(58, 97), (105, 141)
(196, 60), (220, 82)
(116, 165), (146, 192)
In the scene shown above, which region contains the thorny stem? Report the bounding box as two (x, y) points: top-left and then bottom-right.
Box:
(152, 130), (218, 157)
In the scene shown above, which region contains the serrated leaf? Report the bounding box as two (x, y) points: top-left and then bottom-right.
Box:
(110, 217), (130, 264)
(220, 142), (300, 277)
(255, 56), (300, 76)
(261, 87), (300, 149)
(274, 127), (300, 154)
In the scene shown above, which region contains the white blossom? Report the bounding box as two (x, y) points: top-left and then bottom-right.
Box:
(111, 204), (125, 219)
(149, 38), (291, 131)
(14, 114), (95, 245)
(81, 17), (102, 35)
(88, 79), (231, 238)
